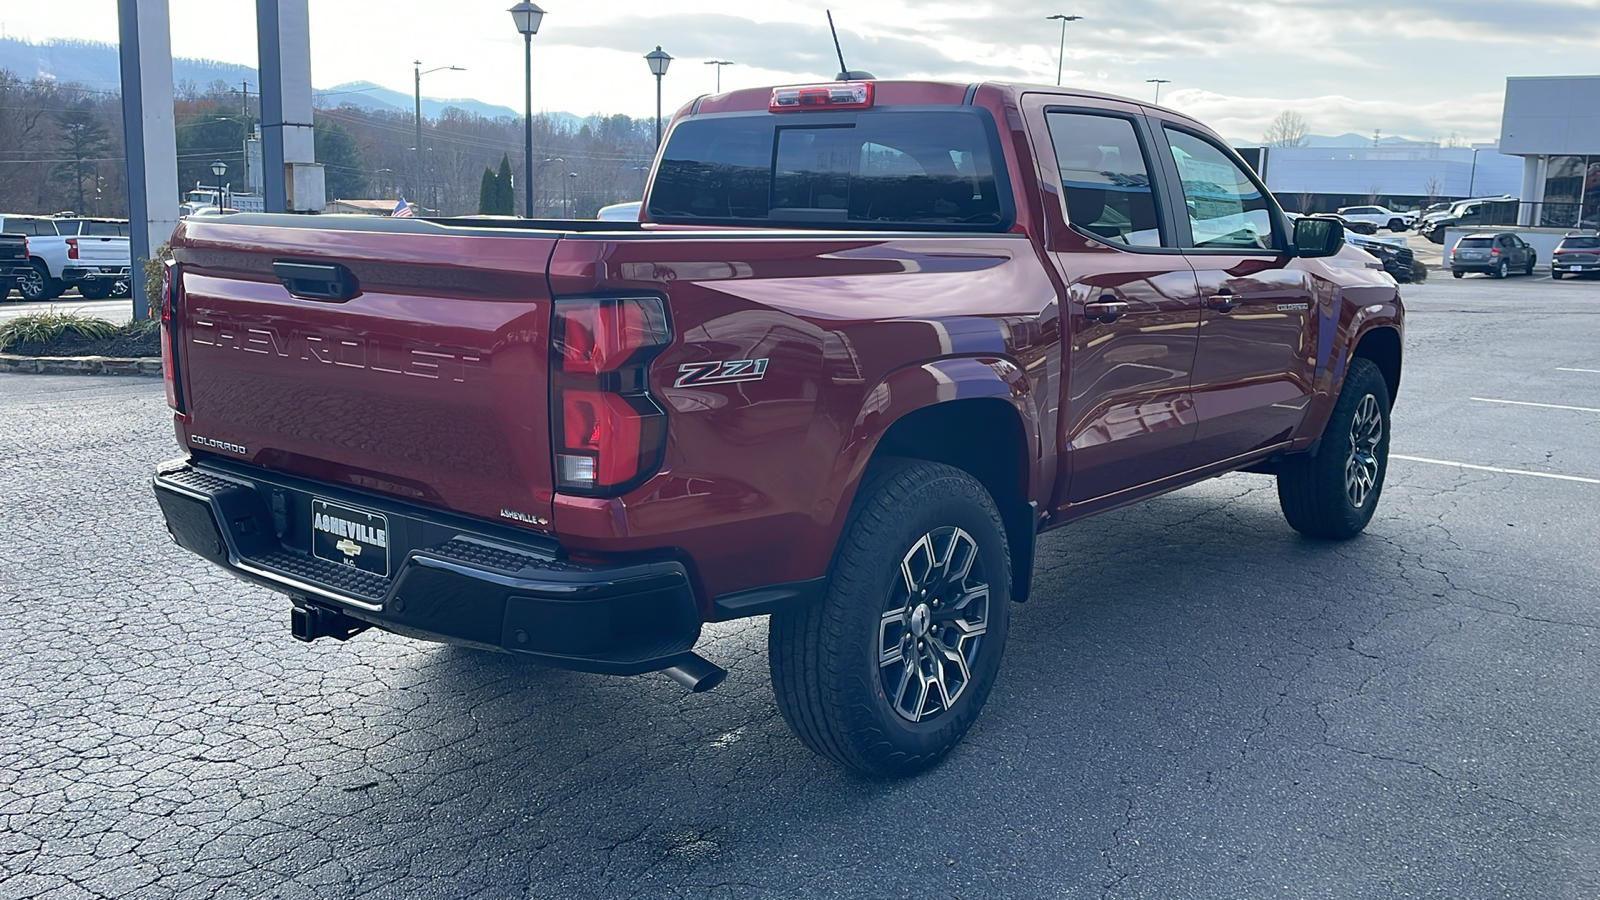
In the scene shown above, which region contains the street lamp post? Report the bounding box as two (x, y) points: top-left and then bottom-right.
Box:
(704, 59), (733, 93)
(1146, 78), (1171, 104)
(645, 46), (673, 149)
(509, 3), (545, 218)
(542, 157), (564, 217)
(1046, 15), (1082, 86)
(210, 160), (226, 208)
(414, 60), (465, 212)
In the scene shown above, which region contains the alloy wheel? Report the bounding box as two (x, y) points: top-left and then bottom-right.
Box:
(19, 267), (44, 300)
(1344, 394), (1384, 508)
(878, 526), (990, 723)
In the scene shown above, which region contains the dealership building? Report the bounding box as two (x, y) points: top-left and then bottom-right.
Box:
(1499, 75), (1600, 229)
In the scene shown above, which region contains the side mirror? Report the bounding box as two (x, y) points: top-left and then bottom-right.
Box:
(1294, 216), (1344, 258)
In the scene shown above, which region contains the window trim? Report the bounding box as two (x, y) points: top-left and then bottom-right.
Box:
(1155, 123), (1290, 256)
(644, 104), (1017, 233)
(1040, 105), (1180, 254)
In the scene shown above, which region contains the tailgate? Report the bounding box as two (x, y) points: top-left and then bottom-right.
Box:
(171, 217), (561, 532)
(73, 236), (129, 267)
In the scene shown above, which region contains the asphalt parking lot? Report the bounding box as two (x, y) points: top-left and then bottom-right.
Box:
(3, 275), (1599, 899)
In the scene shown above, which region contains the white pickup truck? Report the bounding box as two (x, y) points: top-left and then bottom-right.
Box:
(0, 215), (131, 301)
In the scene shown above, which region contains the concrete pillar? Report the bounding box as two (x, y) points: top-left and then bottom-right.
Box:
(255, 0), (324, 212)
(116, 0), (179, 321)
(1519, 156), (1545, 226)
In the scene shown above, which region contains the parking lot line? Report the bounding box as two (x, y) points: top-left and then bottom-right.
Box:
(1556, 367), (1600, 374)
(1391, 454), (1600, 485)
(1470, 397), (1600, 414)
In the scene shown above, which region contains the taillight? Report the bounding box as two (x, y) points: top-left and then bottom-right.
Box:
(160, 260), (184, 412)
(551, 298), (669, 494)
(770, 81), (874, 111)
(1490, 248), (1500, 256)
(66, 237), (78, 260)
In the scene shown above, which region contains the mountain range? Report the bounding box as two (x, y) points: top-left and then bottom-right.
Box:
(0, 37), (577, 125)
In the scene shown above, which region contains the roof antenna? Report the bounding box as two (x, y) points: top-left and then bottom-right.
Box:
(827, 11), (850, 80)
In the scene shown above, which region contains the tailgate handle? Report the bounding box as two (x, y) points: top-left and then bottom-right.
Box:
(272, 261), (359, 302)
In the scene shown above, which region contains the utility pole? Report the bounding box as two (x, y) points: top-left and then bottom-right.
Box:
(1046, 15), (1082, 86)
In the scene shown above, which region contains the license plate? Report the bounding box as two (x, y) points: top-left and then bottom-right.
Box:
(1574, 266), (1586, 272)
(311, 499), (390, 577)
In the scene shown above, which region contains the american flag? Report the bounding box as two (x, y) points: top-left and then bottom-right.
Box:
(390, 196), (414, 218)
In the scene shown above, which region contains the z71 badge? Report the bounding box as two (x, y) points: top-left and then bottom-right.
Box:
(674, 358), (769, 388)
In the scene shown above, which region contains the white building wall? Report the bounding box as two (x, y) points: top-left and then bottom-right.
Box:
(1260, 146), (1523, 199)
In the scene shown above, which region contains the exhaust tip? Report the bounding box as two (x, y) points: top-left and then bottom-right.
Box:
(661, 653), (727, 693)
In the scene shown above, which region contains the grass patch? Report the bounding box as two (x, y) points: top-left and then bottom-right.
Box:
(0, 310), (120, 351)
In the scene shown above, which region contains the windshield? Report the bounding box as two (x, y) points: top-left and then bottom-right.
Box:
(648, 109), (1008, 230)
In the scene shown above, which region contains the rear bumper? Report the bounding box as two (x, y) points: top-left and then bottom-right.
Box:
(151, 459), (703, 676)
(61, 266), (130, 282)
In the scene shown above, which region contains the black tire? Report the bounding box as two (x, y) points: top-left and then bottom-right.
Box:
(1552, 271), (1563, 280)
(1388, 219), (1405, 232)
(769, 459), (1011, 776)
(17, 261), (61, 302)
(1495, 260), (1509, 279)
(1277, 357), (1391, 540)
(1452, 270), (1464, 279)
(77, 281), (114, 300)
(1525, 258), (1535, 276)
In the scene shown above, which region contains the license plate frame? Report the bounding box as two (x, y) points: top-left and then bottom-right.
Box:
(311, 498), (391, 577)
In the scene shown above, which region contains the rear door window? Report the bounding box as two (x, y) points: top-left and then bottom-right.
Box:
(648, 110), (1008, 230)
(1044, 112), (1166, 248)
(1162, 128), (1277, 251)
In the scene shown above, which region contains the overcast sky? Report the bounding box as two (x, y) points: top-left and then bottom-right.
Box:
(3, 0), (1599, 143)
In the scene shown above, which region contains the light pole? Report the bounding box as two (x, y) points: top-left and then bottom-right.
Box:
(509, 3), (545, 218)
(1468, 147), (1482, 196)
(542, 158), (564, 217)
(645, 46), (673, 148)
(1146, 78), (1170, 104)
(414, 60), (465, 211)
(705, 59), (733, 93)
(210, 160), (226, 208)
(566, 171), (578, 218)
(1046, 15), (1082, 86)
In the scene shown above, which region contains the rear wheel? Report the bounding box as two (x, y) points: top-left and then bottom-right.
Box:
(769, 460), (1011, 776)
(77, 281), (114, 300)
(18, 261), (60, 302)
(1495, 260), (1510, 279)
(1452, 269), (1464, 279)
(1552, 270), (1564, 280)
(1277, 357), (1391, 540)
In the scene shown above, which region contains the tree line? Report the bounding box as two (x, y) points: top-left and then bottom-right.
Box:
(0, 69), (659, 219)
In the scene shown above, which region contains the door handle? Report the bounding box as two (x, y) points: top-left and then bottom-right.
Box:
(1083, 298), (1130, 323)
(1206, 291), (1240, 312)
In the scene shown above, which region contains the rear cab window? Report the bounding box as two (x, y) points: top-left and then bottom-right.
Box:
(1044, 112), (1167, 248)
(647, 109), (1010, 230)
(81, 221), (129, 237)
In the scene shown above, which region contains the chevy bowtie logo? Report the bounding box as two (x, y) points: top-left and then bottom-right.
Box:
(335, 539), (362, 558)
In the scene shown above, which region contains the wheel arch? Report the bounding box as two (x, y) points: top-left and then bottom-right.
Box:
(845, 357), (1045, 602)
(1351, 325), (1402, 404)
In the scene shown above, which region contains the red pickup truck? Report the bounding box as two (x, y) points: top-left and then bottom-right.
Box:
(153, 80), (1403, 775)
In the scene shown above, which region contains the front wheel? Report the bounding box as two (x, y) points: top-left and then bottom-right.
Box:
(17, 262), (60, 302)
(769, 460), (1011, 776)
(1525, 259), (1535, 276)
(1388, 219), (1405, 232)
(1277, 357), (1391, 540)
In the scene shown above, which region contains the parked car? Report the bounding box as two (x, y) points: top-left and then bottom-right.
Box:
(1550, 231), (1600, 279)
(1330, 213), (1380, 235)
(1289, 213), (1421, 282)
(595, 200), (642, 221)
(152, 78), (1403, 775)
(1337, 205), (1414, 232)
(1450, 232), (1537, 278)
(1421, 196), (1519, 243)
(0, 213), (132, 300)
(0, 232), (30, 299)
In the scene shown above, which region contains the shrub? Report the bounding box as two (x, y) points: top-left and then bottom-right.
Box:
(141, 242), (172, 316)
(0, 310), (121, 351)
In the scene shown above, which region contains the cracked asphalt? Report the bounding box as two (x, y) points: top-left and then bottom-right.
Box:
(3, 275), (1599, 899)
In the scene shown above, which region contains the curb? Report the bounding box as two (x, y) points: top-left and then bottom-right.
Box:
(0, 353), (161, 377)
